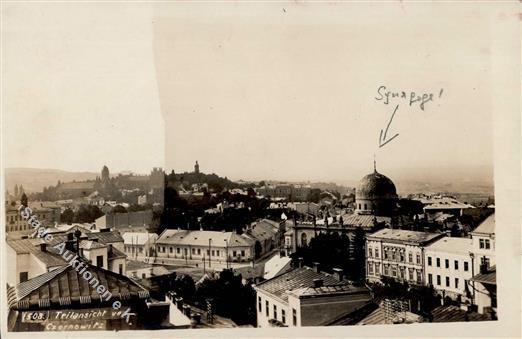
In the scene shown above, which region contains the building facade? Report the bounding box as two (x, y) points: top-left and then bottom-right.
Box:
(366, 229), (444, 285)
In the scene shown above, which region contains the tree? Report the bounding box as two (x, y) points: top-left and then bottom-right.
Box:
(112, 205), (127, 214)
(61, 208), (75, 224)
(351, 227), (366, 282)
(20, 193), (28, 207)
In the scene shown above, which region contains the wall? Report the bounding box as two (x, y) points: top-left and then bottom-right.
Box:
(255, 290), (290, 327)
(424, 249), (473, 299)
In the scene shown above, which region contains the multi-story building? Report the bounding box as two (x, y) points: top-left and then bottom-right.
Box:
(5, 204), (61, 233)
(254, 263), (372, 327)
(122, 232), (158, 261)
(424, 236), (474, 300)
(95, 210), (153, 230)
(6, 229), (126, 286)
(154, 229), (254, 265)
(366, 229), (444, 285)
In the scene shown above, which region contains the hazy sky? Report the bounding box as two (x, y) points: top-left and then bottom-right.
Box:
(4, 3), (503, 182)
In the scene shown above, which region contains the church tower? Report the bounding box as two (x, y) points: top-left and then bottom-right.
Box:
(194, 161), (200, 174)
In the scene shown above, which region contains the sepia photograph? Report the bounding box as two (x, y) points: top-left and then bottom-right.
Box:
(1, 1), (520, 338)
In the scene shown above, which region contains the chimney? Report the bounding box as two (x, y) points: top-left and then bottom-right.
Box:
(313, 278), (323, 288)
(40, 243), (47, 252)
(333, 267), (344, 281)
(312, 262), (320, 273)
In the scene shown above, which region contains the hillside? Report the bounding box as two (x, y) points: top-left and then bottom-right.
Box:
(5, 168), (99, 193)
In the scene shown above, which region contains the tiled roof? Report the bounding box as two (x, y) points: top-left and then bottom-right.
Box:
(8, 264), (149, 310)
(245, 220), (278, 242)
(367, 229), (443, 245)
(472, 213), (495, 235)
(126, 260), (154, 271)
(431, 305), (490, 322)
(79, 240), (107, 249)
(88, 231), (124, 244)
(254, 267), (340, 302)
(341, 214), (391, 228)
(108, 244), (126, 260)
(325, 303), (379, 326)
(471, 266), (496, 285)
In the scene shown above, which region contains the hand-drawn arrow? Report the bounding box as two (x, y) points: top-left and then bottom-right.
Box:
(379, 104), (400, 148)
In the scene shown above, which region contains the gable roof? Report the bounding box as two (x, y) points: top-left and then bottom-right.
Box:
(254, 266), (340, 303)
(7, 264), (149, 310)
(367, 229), (444, 245)
(472, 213), (495, 235)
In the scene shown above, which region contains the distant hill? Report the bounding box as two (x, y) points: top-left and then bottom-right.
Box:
(5, 168), (99, 193)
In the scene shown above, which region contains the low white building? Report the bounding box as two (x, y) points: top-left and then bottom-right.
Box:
(123, 232), (158, 261)
(155, 229), (254, 264)
(366, 229), (444, 285)
(424, 236), (474, 300)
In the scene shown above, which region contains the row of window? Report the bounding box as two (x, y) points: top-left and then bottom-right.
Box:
(368, 262), (423, 283)
(258, 296), (296, 326)
(7, 213), (51, 223)
(368, 247), (421, 265)
(156, 246), (246, 258)
(428, 274), (462, 289)
(427, 257), (469, 271)
(124, 245), (144, 253)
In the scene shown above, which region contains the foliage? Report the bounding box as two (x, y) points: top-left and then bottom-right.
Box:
(112, 205), (127, 214)
(20, 193), (28, 207)
(72, 204), (104, 223)
(60, 208), (75, 224)
(194, 269), (256, 325)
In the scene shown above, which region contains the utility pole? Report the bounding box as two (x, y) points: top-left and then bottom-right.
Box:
(208, 238), (212, 268)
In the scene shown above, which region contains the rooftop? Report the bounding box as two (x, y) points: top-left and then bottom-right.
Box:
(471, 266), (496, 285)
(122, 232), (158, 246)
(156, 229), (253, 248)
(7, 264), (149, 310)
(431, 305), (491, 322)
(425, 236), (473, 255)
(367, 228), (444, 245)
(472, 213), (495, 235)
(254, 266), (341, 302)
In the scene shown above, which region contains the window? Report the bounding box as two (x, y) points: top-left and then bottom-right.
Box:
(428, 273), (433, 285)
(399, 267), (405, 279)
(368, 248), (373, 258)
(96, 255), (103, 267)
(197, 249), (201, 255)
(445, 259), (449, 269)
(368, 263), (374, 275)
(139, 247), (143, 253)
(485, 239), (491, 249)
(454, 260), (459, 270)
(118, 264), (123, 275)
(216, 250), (220, 256)
(169, 247), (173, 253)
(436, 258), (440, 267)
(409, 269), (414, 281)
(428, 257), (432, 266)
(408, 253), (413, 263)
(241, 250), (245, 257)
(445, 276), (450, 287)
(455, 278), (459, 289)
(19, 272), (28, 283)
(391, 251), (396, 260)
(273, 305), (277, 320)
(191, 248), (195, 254)
(481, 257), (490, 267)
(142, 273), (146, 278)
(292, 308), (297, 326)
(233, 250), (237, 257)
(177, 248), (180, 254)
(400, 252), (405, 262)
(375, 264), (380, 274)
(364, 204), (367, 210)
(212, 250), (215, 256)
(282, 309), (286, 324)
(258, 297), (262, 312)
(384, 250), (388, 259)
(479, 239), (485, 249)
(301, 233), (308, 247)
(416, 254), (421, 264)
(207, 249), (210, 256)
(416, 270), (422, 283)
(391, 266), (397, 277)
(464, 262), (469, 271)
(162, 246), (166, 253)
(436, 275), (441, 285)
(375, 248), (379, 258)
(384, 266), (389, 275)
(266, 301), (269, 317)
